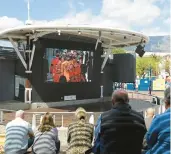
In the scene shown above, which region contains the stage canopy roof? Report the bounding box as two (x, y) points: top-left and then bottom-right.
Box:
(0, 24), (149, 48)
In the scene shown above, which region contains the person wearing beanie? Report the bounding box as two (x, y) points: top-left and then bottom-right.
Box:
(66, 107), (94, 154)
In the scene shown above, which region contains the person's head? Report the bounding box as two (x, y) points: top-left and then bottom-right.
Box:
(38, 112), (55, 132)
(61, 56), (64, 62)
(15, 110), (24, 119)
(56, 53), (60, 57)
(75, 107), (87, 121)
(111, 89), (129, 105)
(164, 86), (170, 109)
(146, 108), (155, 118)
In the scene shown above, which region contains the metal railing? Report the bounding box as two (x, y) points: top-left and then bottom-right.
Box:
(24, 112), (95, 130)
(0, 91), (165, 129)
(0, 109), (16, 125)
(128, 91), (154, 101)
(0, 104), (165, 127)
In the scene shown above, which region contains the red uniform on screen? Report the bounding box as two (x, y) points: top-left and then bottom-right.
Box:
(61, 61), (70, 82)
(53, 61), (62, 82)
(68, 60), (75, 82)
(50, 57), (59, 74)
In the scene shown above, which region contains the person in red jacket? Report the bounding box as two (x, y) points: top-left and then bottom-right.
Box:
(50, 53), (60, 74)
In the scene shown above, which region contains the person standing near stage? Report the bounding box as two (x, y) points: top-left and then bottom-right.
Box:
(4, 110), (34, 154)
(66, 107), (94, 154)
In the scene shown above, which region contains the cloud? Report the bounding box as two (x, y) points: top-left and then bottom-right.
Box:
(30, 9), (130, 29)
(101, 0), (161, 26)
(142, 27), (169, 36)
(0, 16), (24, 30)
(78, 1), (84, 7)
(164, 17), (170, 24)
(68, 0), (74, 10)
(0, 0), (168, 36)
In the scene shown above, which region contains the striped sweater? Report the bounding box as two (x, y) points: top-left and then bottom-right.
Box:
(33, 127), (60, 154)
(145, 108), (170, 154)
(67, 120), (94, 154)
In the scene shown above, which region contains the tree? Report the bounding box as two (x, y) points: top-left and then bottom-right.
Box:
(136, 57), (151, 76)
(136, 55), (162, 77)
(164, 59), (171, 73)
(112, 48), (126, 54)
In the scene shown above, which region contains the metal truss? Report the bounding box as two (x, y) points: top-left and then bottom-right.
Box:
(101, 40), (113, 73)
(8, 37), (36, 73)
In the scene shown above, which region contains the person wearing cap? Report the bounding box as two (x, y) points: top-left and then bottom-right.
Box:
(145, 86), (170, 154)
(66, 107), (94, 154)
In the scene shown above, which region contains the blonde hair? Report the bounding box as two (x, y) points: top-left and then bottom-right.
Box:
(146, 108), (155, 118)
(38, 112), (55, 132)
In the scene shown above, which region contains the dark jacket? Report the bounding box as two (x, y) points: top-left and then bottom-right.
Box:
(99, 103), (146, 154)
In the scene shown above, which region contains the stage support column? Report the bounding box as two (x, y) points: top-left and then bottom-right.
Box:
(24, 35), (33, 104)
(8, 36), (35, 103)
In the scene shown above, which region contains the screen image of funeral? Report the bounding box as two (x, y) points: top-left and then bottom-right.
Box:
(44, 48), (94, 83)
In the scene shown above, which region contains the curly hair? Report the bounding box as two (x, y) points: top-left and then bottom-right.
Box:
(38, 112), (55, 132)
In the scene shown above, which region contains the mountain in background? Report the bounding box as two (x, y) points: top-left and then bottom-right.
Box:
(0, 35), (170, 53)
(126, 35), (170, 53)
(145, 35), (170, 52)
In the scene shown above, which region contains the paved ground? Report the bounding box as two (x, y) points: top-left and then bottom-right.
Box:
(128, 90), (164, 98)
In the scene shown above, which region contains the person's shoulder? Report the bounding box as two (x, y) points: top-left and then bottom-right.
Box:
(85, 123), (94, 128)
(51, 127), (58, 133)
(20, 119), (32, 130)
(68, 122), (77, 129)
(101, 109), (114, 116)
(153, 111), (170, 121)
(6, 121), (13, 128)
(22, 119), (31, 126)
(6, 119), (19, 127)
(131, 109), (144, 118)
(101, 109), (119, 119)
(34, 130), (42, 137)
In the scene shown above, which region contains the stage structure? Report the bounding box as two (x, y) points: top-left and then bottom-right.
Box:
(0, 25), (149, 105)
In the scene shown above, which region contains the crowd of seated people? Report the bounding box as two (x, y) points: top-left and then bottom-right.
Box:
(50, 51), (86, 83)
(4, 87), (170, 154)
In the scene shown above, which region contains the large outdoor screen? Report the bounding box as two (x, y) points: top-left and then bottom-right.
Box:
(44, 48), (94, 83)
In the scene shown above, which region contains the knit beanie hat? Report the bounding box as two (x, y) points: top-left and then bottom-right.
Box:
(75, 107), (87, 120)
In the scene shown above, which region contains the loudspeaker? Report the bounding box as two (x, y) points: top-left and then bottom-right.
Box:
(110, 53), (136, 83)
(135, 45), (145, 57)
